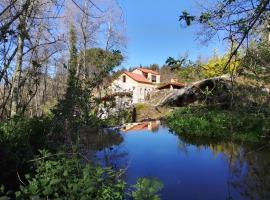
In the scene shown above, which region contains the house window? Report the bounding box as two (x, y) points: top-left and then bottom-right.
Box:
(151, 75), (156, 82)
(123, 75), (126, 83)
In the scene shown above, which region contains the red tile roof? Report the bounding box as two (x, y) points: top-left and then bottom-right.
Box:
(124, 123), (148, 131)
(124, 71), (152, 84)
(157, 82), (185, 90)
(136, 68), (160, 75)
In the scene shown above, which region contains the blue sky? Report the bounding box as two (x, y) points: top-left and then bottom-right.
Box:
(118, 0), (227, 68)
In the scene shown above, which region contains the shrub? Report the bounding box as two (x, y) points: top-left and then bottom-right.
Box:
(0, 117), (50, 153)
(15, 150), (126, 200)
(132, 178), (163, 200)
(166, 107), (270, 142)
(2, 151), (163, 200)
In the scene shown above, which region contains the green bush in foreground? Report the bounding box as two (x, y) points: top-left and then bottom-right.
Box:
(1, 150), (163, 200)
(0, 117), (52, 192)
(166, 107), (270, 142)
(14, 150), (125, 200)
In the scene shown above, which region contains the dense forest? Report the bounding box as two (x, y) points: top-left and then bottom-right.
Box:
(0, 0), (270, 199)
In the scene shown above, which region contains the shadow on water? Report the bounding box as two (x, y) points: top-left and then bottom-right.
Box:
(90, 121), (270, 200)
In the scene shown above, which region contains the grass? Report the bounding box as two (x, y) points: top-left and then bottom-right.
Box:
(166, 106), (270, 143)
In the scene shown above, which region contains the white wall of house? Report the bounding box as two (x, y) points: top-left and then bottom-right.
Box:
(111, 73), (136, 93)
(156, 75), (161, 84)
(133, 82), (156, 103)
(111, 73), (156, 103)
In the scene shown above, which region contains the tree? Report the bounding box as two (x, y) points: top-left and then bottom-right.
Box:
(0, 0), (126, 120)
(164, 55), (205, 83)
(61, 24), (79, 118)
(54, 24), (94, 125)
(79, 48), (122, 81)
(203, 51), (239, 78)
(0, 0), (64, 118)
(179, 0), (270, 68)
(165, 56), (186, 71)
(240, 37), (270, 84)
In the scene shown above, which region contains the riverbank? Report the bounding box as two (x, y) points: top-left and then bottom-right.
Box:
(166, 106), (270, 143)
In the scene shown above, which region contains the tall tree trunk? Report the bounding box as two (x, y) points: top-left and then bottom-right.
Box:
(267, 23), (270, 45)
(10, 28), (24, 117)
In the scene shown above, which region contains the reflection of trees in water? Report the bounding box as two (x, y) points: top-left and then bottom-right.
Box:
(228, 148), (270, 200)
(77, 126), (124, 151)
(77, 126), (129, 171)
(177, 140), (190, 156)
(175, 133), (270, 199)
(100, 143), (129, 170)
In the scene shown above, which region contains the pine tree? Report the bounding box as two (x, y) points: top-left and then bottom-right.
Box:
(55, 24), (80, 122)
(65, 24), (78, 118)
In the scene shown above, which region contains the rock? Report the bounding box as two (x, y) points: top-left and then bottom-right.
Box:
(155, 75), (231, 107)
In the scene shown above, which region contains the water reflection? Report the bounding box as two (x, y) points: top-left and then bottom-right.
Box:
(121, 121), (161, 132)
(78, 126), (124, 151)
(92, 121), (270, 200)
(177, 134), (270, 200)
(78, 127), (128, 169)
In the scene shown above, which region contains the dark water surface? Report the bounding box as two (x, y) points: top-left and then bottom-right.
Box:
(94, 121), (270, 200)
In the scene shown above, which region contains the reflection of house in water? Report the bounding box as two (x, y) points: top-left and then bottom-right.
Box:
(121, 121), (161, 132)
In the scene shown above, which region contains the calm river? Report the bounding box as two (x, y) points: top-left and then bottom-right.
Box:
(94, 121), (270, 200)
